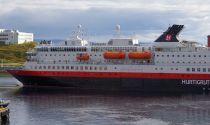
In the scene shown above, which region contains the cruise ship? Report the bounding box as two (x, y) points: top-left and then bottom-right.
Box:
(7, 24), (210, 92)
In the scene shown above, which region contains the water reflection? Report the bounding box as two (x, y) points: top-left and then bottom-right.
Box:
(0, 87), (207, 125)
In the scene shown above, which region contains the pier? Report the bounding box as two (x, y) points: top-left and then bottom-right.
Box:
(0, 107), (9, 123)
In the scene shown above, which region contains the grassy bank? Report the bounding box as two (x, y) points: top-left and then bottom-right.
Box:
(0, 71), (11, 77)
(0, 42), (36, 67)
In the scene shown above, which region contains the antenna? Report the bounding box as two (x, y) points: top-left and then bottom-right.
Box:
(71, 24), (85, 40)
(115, 24), (121, 37)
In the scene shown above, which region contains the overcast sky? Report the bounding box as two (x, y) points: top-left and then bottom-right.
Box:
(0, 0), (210, 43)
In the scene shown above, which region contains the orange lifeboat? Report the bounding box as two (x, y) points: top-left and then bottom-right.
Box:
(128, 51), (152, 59)
(103, 52), (126, 59)
(76, 53), (90, 61)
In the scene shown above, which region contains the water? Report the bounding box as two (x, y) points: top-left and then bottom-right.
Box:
(1, 77), (210, 125)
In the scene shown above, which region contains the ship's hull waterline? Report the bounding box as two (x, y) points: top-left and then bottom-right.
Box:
(8, 70), (210, 92)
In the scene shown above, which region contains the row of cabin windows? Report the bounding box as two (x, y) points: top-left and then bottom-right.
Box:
(155, 68), (179, 70)
(156, 61), (207, 64)
(34, 66), (108, 70)
(43, 54), (102, 57)
(0, 38), (9, 40)
(156, 54), (207, 58)
(0, 34), (9, 36)
(91, 47), (139, 52)
(50, 47), (87, 52)
(37, 47), (87, 52)
(186, 68), (210, 72)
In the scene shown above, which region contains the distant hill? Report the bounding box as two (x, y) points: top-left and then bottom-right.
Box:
(0, 42), (36, 67)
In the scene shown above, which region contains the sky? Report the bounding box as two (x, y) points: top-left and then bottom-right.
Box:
(0, 0), (210, 44)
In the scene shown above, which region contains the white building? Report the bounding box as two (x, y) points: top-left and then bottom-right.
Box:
(0, 29), (33, 44)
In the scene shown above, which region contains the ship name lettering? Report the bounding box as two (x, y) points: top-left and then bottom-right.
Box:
(182, 80), (210, 85)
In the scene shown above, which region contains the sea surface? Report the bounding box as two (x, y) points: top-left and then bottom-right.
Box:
(1, 77), (210, 125)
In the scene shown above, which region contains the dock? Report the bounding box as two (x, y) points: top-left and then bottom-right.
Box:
(0, 107), (9, 123)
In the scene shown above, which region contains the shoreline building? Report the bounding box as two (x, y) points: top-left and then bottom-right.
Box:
(0, 29), (33, 45)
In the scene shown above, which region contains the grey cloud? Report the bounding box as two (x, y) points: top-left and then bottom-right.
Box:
(0, 0), (210, 44)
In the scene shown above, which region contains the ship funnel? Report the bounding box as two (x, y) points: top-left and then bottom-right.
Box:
(154, 24), (184, 42)
(208, 35), (210, 47)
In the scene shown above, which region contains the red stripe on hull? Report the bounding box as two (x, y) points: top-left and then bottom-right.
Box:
(7, 70), (210, 80)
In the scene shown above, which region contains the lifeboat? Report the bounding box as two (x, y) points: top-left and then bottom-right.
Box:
(128, 51), (152, 59)
(103, 52), (126, 59)
(76, 53), (90, 61)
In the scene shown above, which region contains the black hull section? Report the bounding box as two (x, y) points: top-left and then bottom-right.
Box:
(13, 75), (210, 92)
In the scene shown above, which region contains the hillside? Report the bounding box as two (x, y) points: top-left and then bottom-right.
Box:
(0, 42), (36, 67)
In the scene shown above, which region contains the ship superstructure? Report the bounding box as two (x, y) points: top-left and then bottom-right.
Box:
(8, 24), (210, 92)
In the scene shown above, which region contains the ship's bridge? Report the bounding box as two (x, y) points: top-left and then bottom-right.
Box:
(107, 38), (138, 46)
(64, 36), (88, 46)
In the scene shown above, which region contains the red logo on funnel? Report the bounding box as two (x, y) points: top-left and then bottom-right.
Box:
(165, 34), (172, 41)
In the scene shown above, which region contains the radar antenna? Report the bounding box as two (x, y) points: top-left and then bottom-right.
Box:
(115, 24), (121, 37)
(70, 24), (87, 40)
